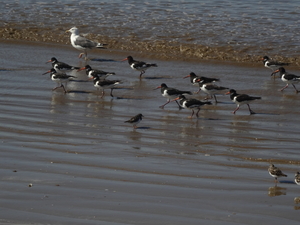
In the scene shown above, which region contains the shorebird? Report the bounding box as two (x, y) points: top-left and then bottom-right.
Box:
(125, 114), (144, 129)
(43, 68), (76, 93)
(272, 67), (300, 93)
(66, 27), (107, 59)
(77, 64), (115, 79)
(199, 83), (229, 103)
(171, 95), (212, 118)
(91, 75), (121, 98)
(268, 164), (287, 183)
(154, 83), (192, 109)
(47, 57), (79, 72)
(183, 72), (219, 94)
(261, 56), (289, 77)
(122, 56), (157, 78)
(226, 89), (261, 114)
(295, 172), (300, 185)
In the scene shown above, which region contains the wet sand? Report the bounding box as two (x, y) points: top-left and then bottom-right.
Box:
(0, 40), (300, 224)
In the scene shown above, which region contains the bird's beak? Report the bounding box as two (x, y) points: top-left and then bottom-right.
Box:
(183, 75), (190, 79)
(121, 58), (128, 62)
(65, 29), (70, 33)
(225, 91), (231, 95)
(77, 67), (86, 72)
(42, 70), (51, 75)
(46, 60), (52, 64)
(271, 69), (280, 76)
(171, 97), (180, 102)
(153, 86), (161, 90)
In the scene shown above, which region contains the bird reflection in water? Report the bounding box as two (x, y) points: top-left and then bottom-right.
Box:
(268, 186), (287, 197)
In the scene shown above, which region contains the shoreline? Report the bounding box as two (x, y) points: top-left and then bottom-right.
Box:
(1, 26), (300, 66)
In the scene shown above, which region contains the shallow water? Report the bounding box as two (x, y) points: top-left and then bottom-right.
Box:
(0, 41), (300, 224)
(1, 0), (300, 63)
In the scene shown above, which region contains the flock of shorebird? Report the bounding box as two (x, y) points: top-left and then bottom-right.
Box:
(42, 27), (300, 185)
(43, 27), (300, 125)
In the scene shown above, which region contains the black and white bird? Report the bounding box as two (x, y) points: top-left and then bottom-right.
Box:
(66, 27), (107, 59)
(295, 172), (300, 185)
(77, 64), (115, 79)
(154, 83), (192, 109)
(91, 75), (121, 98)
(272, 67), (300, 93)
(268, 164), (287, 184)
(125, 114), (144, 129)
(261, 56), (289, 77)
(42, 68), (76, 93)
(199, 83), (229, 103)
(122, 56), (157, 78)
(183, 72), (219, 93)
(47, 57), (79, 72)
(172, 95), (212, 118)
(226, 89), (261, 115)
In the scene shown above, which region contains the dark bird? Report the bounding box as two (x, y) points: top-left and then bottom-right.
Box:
(154, 83), (192, 109)
(77, 64), (115, 79)
(261, 56), (289, 77)
(272, 67), (300, 93)
(122, 56), (157, 78)
(42, 68), (76, 93)
(199, 83), (229, 103)
(226, 89), (261, 115)
(295, 172), (300, 185)
(268, 164), (287, 183)
(47, 57), (79, 72)
(91, 75), (121, 98)
(183, 72), (219, 93)
(66, 27), (107, 59)
(172, 95), (212, 118)
(125, 114), (144, 129)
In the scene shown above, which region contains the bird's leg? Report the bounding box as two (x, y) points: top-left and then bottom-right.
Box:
(175, 100), (184, 110)
(78, 53), (84, 58)
(159, 99), (170, 109)
(232, 106), (240, 114)
(100, 90), (105, 98)
(213, 94), (218, 103)
(84, 50), (89, 61)
(110, 88), (114, 97)
(188, 110), (195, 119)
(292, 84), (300, 93)
(195, 88), (201, 94)
(196, 108), (201, 118)
(280, 84), (289, 91)
(247, 104), (256, 115)
(61, 84), (67, 93)
(139, 70), (145, 79)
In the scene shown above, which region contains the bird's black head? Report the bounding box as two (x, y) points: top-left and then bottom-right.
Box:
(84, 65), (92, 70)
(261, 56), (270, 62)
(190, 72), (197, 77)
(50, 57), (58, 62)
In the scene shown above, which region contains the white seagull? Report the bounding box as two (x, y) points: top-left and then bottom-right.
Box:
(66, 27), (107, 59)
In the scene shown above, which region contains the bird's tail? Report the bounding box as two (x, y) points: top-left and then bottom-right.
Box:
(147, 63), (158, 67)
(251, 97), (262, 100)
(182, 91), (193, 95)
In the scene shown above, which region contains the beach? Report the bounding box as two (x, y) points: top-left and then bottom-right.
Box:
(0, 40), (300, 224)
